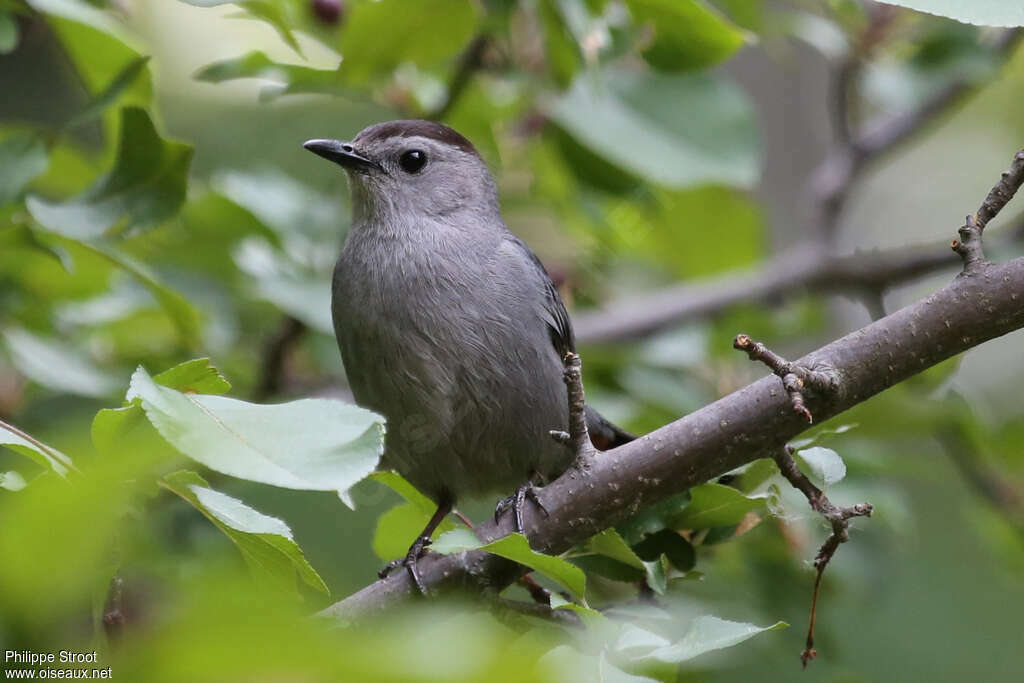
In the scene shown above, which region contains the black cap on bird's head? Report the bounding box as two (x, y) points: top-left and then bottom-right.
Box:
(303, 119), (495, 219)
(303, 120), (479, 175)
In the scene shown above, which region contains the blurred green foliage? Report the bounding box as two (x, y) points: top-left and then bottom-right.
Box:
(1, 0), (1023, 681)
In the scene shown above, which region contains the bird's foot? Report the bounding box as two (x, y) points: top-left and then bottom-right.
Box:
(494, 481), (549, 535)
(378, 534), (432, 595)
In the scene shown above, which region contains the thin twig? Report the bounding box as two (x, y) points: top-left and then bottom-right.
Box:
(549, 352), (595, 467)
(733, 334), (839, 423)
(953, 148), (1024, 273)
(102, 574), (125, 646)
(814, 4), (900, 244)
(772, 446), (872, 668)
(976, 149), (1024, 230)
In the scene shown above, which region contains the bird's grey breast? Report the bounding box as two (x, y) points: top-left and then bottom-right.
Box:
(331, 217), (570, 499)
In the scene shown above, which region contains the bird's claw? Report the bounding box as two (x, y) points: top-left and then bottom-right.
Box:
(378, 535), (432, 595)
(494, 482), (548, 535)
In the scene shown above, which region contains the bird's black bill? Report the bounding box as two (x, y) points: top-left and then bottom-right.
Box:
(303, 138), (380, 172)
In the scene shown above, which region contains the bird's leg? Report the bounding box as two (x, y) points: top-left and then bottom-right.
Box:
(494, 473), (549, 536)
(378, 497), (453, 595)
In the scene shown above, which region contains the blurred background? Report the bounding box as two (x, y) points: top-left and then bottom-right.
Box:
(1, 0), (1023, 681)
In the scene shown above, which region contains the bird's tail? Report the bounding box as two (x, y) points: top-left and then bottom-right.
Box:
(585, 405), (636, 451)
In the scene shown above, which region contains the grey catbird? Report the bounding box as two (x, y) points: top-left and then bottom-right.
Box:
(304, 120), (633, 590)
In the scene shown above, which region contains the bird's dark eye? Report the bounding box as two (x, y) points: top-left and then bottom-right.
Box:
(399, 149), (427, 174)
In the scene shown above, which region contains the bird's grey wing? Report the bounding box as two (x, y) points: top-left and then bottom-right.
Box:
(504, 234), (576, 358)
(504, 235), (635, 449)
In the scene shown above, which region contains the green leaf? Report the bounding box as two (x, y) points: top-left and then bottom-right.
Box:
(429, 527), (482, 554)
(63, 56), (151, 129)
(614, 623), (671, 656)
(251, 272), (332, 333)
(194, 51), (342, 98)
(180, 0), (303, 54)
(31, 4), (153, 123)
(0, 134), (48, 206)
(671, 483), (767, 530)
(548, 593), (608, 629)
(91, 361), (217, 460)
(624, 0), (746, 71)
(0, 11), (18, 55)
(539, 0), (583, 87)
(542, 646), (658, 683)
(0, 471), (27, 491)
(152, 358), (231, 395)
(0, 224), (69, 268)
(796, 446), (847, 488)
(571, 554), (644, 583)
(2, 327), (118, 398)
(587, 528), (646, 569)
(233, 1), (302, 55)
(161, 470), (328, 595)
(372, 502), (455, 561)
(214, 168), (339, 242)
(0, 418), (74, 476)
(788, 423), (857, 450)
(632, 529), (696, 572)
(233, 237), (333, 333)
(876, 1), (1024, 27)
(733, 457), (778, 493)
(91, 402), (170, 461)
(338, 0), (479, 83)
(369, 471), (438, 516)
(616, 492), (690, 545)
(548, 69), (760, 188)
(0, 11), (15, 54)
(58, 238), (201, 347)
(483, 534), (585, 599)
(641, 557), (667, 595)
(27, 107), (192, 240)
(434, 531), (587, 598)
(0, 433), (151, 623)
(129, 366), (384, 507)
(26, 0), (120, 34)
(595, 186), (764, 277)
(644, 616), (787, 663)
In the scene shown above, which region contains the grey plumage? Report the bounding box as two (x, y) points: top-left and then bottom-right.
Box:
(309, 120), (632, 507)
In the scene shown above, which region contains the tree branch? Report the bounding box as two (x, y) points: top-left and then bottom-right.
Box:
(572, 229), (1020, 345)
(427, 34), (490, 121)
(252, 315), (306, 401)
(321, 148), (1024, 618)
